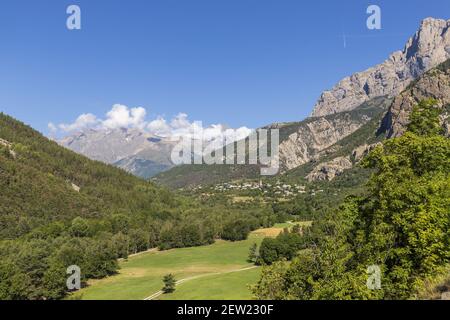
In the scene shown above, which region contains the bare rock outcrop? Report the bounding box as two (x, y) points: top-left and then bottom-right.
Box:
(279, 113), (371, 171)
(380, 62), (450, 138)
(71, 183), (81, 192)
(311, 18), (450, 117)
(0, 138), (16, 159)
(306, 156), (353, 182)
(352, 142), (382, 162)
(0, 138), (12, 148)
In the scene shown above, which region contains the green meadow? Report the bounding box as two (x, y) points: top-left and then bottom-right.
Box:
(77, 222), (308, 300)
(159, 267), (262, 300)
(78, 223), (310, 300)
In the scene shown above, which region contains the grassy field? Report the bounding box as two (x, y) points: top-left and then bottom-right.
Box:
(160, 267), (262, 300)
(273, 221), (312, 228)
(76, 221), (310, 300)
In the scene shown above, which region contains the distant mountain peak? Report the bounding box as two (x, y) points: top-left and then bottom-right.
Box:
(311, 17), (450, 117)
(59, 127), (177, 178)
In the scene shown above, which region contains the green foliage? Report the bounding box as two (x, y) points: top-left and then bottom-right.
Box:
(407, 99), (444, 136)
(159, 224), (209, 250)
(69, 217), (90, 237)
(221, 220), (254, 241)
(258, 229), (307, 265)
(253, 100), (450, 300)
(248, 243), (258, 263)
(251, 261), (289, 300)
(162, 274), (176, 294)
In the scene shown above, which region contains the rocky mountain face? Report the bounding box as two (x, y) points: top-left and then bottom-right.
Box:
(380, 59), (450, 138)
(59, 128), (176, 178)
(277, 97), (390, 172)
(280, 18), (450, 181)
(303, 142), (382, 183)
(311, 18), (450, 117)
(306, 156), (353, 182)
(304, 58), (450, 183)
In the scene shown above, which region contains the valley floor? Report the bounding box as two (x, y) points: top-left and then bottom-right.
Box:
(76, 223), (297, 300)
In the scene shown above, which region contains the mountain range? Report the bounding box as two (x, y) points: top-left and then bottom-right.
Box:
(156, 18), (450, 188)
(58, 18), (450, 186)
(59, 128), (177, 179)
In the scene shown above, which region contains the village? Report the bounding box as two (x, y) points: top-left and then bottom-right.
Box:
(190, 180), (325, 198)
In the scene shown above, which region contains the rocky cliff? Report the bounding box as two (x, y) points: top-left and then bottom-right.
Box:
(304, 59), (450, 183)
(311, 18), (450, 117)
(380, 59), (450, 138)
(278, 97), (390, 172)
(305, 156), (353, 182)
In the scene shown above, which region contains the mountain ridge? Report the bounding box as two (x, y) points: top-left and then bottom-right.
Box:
(311, 17), (450, 117)
(58, 18), (450, 184)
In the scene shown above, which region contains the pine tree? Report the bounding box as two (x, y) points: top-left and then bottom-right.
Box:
(162, 274), (176, 294)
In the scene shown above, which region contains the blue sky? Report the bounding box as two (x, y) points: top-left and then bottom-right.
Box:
(0, 0), (449, 135)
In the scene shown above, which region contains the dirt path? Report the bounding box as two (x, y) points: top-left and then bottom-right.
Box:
(143, 266), (258, 300)
(118, 248), (159, 261)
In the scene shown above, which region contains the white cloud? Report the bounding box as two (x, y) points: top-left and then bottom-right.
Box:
(170, 113), (190, 129)
(103, 104), (147, 129)
(58, 113), (99, 132)
(48, 122), (57, 132)
(147, 117), (171, 136)
(50, 104), (252, 145)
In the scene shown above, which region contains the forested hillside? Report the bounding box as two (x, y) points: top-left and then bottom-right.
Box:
(0, 114), (278, 299)
(0, 113), (178, 239)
